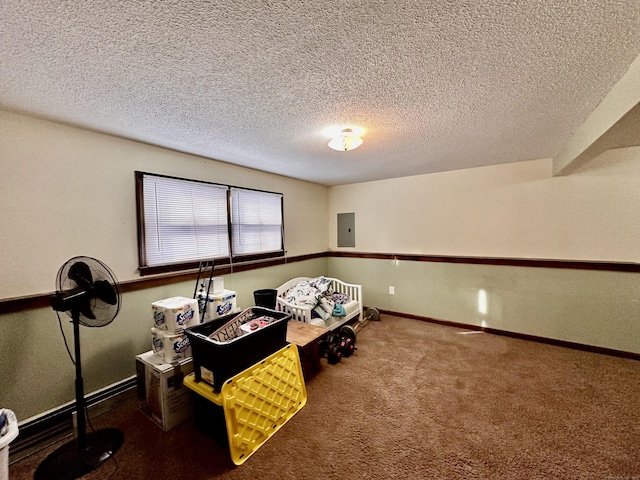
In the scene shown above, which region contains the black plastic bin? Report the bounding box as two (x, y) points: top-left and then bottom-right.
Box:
(192, 395), (228, 445)
(185, 307), (290, 392)
(253, 289), (278, 309)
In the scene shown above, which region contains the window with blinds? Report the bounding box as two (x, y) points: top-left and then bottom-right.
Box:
(231, 187), (283, 256)
(136, 172), (284, 272)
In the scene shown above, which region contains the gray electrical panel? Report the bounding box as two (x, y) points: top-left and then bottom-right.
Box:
(337, 212), (355, 247)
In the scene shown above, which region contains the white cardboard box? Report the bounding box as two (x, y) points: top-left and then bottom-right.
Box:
(135, 351), (194, 431)
(151, 296), (200, 333)
(204, 289), (237, 320)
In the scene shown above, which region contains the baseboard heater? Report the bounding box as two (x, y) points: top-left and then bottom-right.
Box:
(9, 376), (137, 464)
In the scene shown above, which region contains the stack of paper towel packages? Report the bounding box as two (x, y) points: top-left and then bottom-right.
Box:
(150, 296), (200, 363)
(203, 283), (238, 321)
(198, 276), (239, 321)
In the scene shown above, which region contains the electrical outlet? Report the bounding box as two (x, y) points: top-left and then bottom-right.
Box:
(389, 286), (395, 295)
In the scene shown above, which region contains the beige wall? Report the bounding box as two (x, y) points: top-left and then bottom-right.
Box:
(328, 153), (640, 262)
(327, 147), (640, 355)
(0, 110), (329, 420)
(0, 109), (329, 298)
(2, 107), (639, 422)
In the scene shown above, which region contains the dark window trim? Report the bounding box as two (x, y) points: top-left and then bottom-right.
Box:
(135, 172), (146, 268)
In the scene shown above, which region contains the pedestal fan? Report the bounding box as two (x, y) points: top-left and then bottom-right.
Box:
(35, 256), (123, 480)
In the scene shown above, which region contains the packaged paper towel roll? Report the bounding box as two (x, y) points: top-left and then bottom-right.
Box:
(151, 327), (192, 363)
(151, 296), (200, 333)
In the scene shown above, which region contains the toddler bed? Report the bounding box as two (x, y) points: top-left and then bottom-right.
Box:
(276, 276), (363, 331)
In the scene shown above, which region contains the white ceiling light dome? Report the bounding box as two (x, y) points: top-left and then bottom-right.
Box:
(327, 127), (365, 152)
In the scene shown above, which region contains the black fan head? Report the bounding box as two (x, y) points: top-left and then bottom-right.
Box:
(51, 256), (121, 327)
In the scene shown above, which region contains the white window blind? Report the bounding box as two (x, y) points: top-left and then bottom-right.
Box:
(231, 188), (283, 256)
(142, 175), (230, 266)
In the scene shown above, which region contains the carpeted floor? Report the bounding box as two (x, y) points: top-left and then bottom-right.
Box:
(9, 315), (640, 479)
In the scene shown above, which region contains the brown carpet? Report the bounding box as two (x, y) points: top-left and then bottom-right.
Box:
(9, 315), (640, 479)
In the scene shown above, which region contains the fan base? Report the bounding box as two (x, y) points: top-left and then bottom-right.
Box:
(34, 428), (124, 480)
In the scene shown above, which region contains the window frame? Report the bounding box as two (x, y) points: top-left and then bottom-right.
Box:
(135, 171), (285, 276)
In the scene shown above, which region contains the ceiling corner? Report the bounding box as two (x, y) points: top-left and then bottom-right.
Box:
(553, 53), (640, 176)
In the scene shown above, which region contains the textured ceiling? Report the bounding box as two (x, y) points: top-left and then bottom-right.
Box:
(1, 1), (640, 186)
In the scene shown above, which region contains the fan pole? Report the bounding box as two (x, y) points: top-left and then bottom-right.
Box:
(34, 309), (124, 480)
(72, 310), (87, 448)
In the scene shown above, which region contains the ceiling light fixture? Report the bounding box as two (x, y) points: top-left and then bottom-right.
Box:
(328, 128), (364, 152)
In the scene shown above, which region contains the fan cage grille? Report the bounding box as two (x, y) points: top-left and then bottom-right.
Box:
(55, 256), (121, 327)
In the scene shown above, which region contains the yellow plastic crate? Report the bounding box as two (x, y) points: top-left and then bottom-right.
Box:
(183, 344), (307, 465)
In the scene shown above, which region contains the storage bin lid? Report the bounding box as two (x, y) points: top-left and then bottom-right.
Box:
(183, 344), (307, 465)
